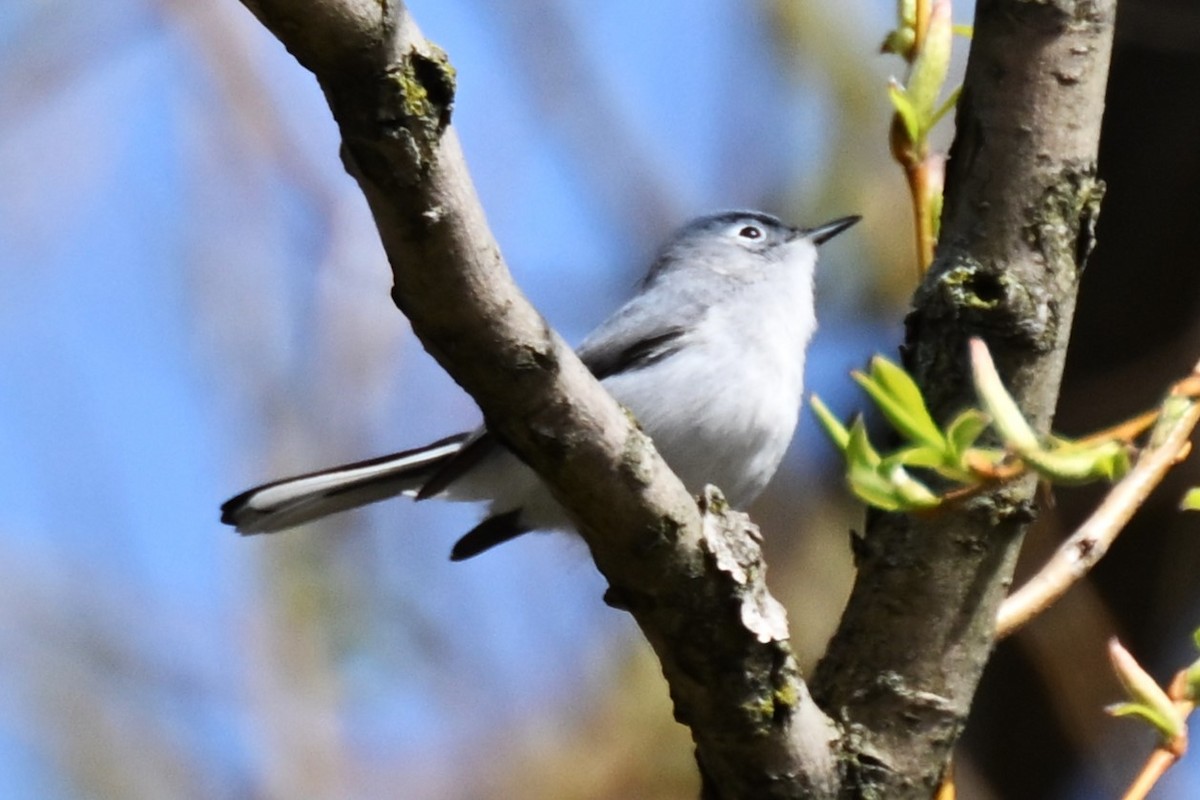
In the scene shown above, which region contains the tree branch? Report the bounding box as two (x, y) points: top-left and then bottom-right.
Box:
(997, 360), (1200, 638)
(812, 0), (1116, 796)
(234, 1), (839, 796)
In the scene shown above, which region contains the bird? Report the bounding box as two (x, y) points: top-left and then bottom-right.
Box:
(221, 211), (859, 560)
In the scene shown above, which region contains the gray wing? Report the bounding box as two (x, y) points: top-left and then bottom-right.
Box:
(580, 326), (689, 380)
(576, 279), (708, 381)
(423, 322), (690, 497)
(424, 277), (707, 496)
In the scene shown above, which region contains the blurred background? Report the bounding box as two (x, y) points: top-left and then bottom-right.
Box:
(1, 0), (1199, 797)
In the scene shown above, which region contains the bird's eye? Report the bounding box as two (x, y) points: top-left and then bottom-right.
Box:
(738, 225), (763, 240)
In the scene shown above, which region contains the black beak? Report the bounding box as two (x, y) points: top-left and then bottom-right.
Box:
(802, 215), (861, 245)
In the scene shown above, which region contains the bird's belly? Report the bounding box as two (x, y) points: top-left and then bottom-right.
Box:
(602, 348), (802, 508)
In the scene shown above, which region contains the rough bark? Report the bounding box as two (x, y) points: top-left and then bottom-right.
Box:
(235, 1), (839, 797)
(812, 1), (1116, 797)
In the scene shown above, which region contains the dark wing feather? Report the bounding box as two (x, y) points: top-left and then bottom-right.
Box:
(421, 317), (688, 499)
(580, 327), (688, 381)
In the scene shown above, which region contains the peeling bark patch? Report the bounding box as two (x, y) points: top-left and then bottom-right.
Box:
(842, 739), (897, 792)
(1074, 177), (1104, 271)
(1027, 163), (1104, 274)
(928, 259), (1058, 350)
(939, 263), (1007, 310)
(874, 672), (954, 715)
(698, 488), (790, 644)
(772, 679), (799, 719)
(931, 263), (1017, 323)
(513, 339), (557, 372)
(393, 48), (455, 128)
(381, 45), (458, 169)
(974, 489), (1038, 528)
(414, 44), (456, 126)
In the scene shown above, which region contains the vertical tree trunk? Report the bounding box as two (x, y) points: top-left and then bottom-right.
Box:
(813, 1), (1115, 796)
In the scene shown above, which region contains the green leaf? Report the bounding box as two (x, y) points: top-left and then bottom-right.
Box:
(1181, 487), (1200, 511)
(882, 0), (918, 57)
(1023, 439), (1130, 484)
(1186, 637), (1200, 701)
(1106, 702), (1180, 740)
(1108, 638), (1185, 741)
(881, 27), (916, 58)
(810, 395), (850, 452)
(929, 186), (944, 242)
(970, 340), (1130, 485)
(945, 408), (990, 458)
(853, 356), (946, 450)
(840, 419), (943, 512)
(970, 338), (1040, 451)
(846, 417), (882, 469)
(929, 85), (962, 129)
(845, 459), (940, 513)
(1187, 666), (1200, 704)
(890, 445), (946, 470)
(847, 463), (906, 511)
(888, 80), (921, 146)
(882, 462), (942, 509)
(905, 0), (953, 123)
(869, 357), (936, 431)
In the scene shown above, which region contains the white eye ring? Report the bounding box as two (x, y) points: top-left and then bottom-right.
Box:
(738, 225), (763, 240)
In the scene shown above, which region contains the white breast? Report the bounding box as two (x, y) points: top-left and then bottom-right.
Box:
(603, 266), (816, 508)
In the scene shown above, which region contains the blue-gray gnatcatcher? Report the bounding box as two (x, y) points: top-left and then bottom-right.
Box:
(222, 211), (859, 559)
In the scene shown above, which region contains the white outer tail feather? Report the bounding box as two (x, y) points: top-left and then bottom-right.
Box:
(222, 436), (466, 534)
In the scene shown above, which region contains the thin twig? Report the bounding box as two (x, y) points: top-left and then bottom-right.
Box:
(1076, 408), (1160, 447)
(996, 360), (1200, 639)
(907, 160), (936, 272)
(936, 408), (1159, 507)
(1121, 749), (1180, 800)
(1119, 671), (1194, 800)
(901, 0), (939, 274)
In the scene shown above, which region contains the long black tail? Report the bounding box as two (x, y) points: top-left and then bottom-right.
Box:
(221, 433), (468, 534)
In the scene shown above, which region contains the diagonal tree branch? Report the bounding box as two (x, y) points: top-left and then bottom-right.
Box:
(228, 1), (1123, 795)
(812, 0), (1116, 796)
(997, 362), (1200, 638)
(234, 1), (839, 796)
